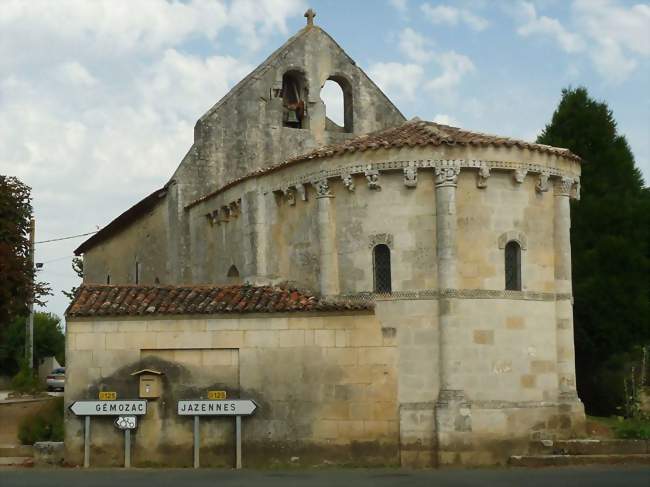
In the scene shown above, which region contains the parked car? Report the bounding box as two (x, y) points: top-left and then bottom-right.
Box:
(46, 367), (65, 391)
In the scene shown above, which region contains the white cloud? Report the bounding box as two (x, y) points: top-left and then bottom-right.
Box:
(321, 80), (345, 126)
(421, 3), (489, 31)
(425, 51), (475, 93)
(432, 113), (458, 126)
(399, 28), (434, 63)
(573, 0), (650, 82)
(55, 62), (98, 87)
(388, 0), (409, 13)
(515, 1), (585, 53)
(368, 62), (425, 100)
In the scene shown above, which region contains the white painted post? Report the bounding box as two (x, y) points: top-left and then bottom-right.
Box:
(235, 415), (242, 469)
(193, 415), (200, 468)
(83, 416), (90, 468)
(124, 429), (131, 468)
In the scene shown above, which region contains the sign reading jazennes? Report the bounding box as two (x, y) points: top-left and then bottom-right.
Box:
(70, 400), (147, 416)
(177, 400), (256, 416)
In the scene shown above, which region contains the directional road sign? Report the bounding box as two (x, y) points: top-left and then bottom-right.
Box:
(70, 400), (147, 416)
(177, 399), (257, 416)
(114, 416), (137, 430)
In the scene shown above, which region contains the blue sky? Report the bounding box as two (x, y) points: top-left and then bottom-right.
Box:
(0, 0), (648, 321)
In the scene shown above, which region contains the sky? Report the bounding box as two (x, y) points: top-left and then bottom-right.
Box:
(1, 0), (648, 322)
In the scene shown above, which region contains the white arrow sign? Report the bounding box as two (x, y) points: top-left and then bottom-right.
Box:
(70, 400), (147, 416)
(177, 400), (257, 416)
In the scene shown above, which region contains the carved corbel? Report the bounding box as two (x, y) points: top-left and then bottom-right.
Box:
(341, 173), (355, 192)
(282, 186), (296, 206)
(296, 183), (307, 201)
(536, 171), (550, 193)
(403, 164), (417, 188)
(434, 161), (461, 187)
(220, 205), (231, 223)
(572, 178), (581, 200)
(476, 163), (490, 189)
(365, 166), (381, 190)
(513, 168), (527, 184)
(205, 209), (219, 226)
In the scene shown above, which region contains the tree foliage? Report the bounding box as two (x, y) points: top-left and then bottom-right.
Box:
(0, 312), (65, 374)
(0, 176), (50, 330)
(62, 257), (84, 301)
(537, 87), (650, 415)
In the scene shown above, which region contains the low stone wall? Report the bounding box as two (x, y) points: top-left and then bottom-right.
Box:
(0, 397), (56, 445)
(34, 442), (64, 466)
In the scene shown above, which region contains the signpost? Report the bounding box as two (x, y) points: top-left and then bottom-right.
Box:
(177, 399), (257, 469)
(69, 400), (147, 468)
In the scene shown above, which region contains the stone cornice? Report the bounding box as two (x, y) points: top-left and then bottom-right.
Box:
(338, 288), (572, 302)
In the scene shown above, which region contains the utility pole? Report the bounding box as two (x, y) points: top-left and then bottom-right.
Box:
(25, 218), (35, 369)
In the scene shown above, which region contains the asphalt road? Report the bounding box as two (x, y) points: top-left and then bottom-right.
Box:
(1, 466), (648, 487)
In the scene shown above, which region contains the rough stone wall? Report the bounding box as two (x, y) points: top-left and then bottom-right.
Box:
(64, 312), (398, 468)
(82, 199), (169, 286)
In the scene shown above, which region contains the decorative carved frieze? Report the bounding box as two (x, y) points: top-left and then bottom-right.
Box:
(365, 166), (381, 190)
(403, 164), (417, 188)
(513, 168), (527, 184)
(434, 161), (461, 187)
(368, 233), (393, 249)
(477, 163), (490, 188)
(535, 171), (550, 193)
(555, 176), (573, 196)
(312, 178), (332, 198)
(341, 173), (355, 192)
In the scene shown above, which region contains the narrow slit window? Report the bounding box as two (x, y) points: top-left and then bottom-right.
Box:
(505, 241), (522, 291)
(135, 261), (141, 285)
(373, 244), (392, 294)
(106, 274), (111, 285)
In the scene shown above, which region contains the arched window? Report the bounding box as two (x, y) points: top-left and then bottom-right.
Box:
(373, 244), (392, 293)
(227, 264), (241, 284)
(321, 76), (353, 133)
(281, 71), (307, 129)
(505, 241), (522, 291)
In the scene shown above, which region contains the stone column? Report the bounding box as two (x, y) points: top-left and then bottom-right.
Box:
(433, 162), (471, 465)
(315, 179), (340, 296)
(554, 176), (585, 434)
(554, 177), (578, 399)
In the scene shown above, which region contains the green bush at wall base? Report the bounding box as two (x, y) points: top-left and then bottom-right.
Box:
(614, 418), (650, 440)
(18, 397), (64, 445)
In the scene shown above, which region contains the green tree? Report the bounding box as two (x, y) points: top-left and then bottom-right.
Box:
(537, 87), (650, 415)
(62, 257), (83, 301)
(0, 176), (50, 330)
(0, 312), (65, 374)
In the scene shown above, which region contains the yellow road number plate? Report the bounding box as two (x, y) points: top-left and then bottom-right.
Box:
(99, 391), (117, 400)
(207, 390), (227, 400)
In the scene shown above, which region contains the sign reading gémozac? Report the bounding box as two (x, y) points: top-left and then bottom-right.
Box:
(178, 400), (256, 416)
(70, 400), (147, 416)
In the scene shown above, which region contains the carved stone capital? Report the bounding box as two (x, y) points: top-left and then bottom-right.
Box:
(434, 161), (461, 188)
(513, 168), (527, 184)
(341, 173), (355, 192)
(403, 164), (417, 188)
(536, 171), (550, 193)
(369, 233), (393, 249)
(477, 163), (490, 189)
(365, 166), (381, 190)
(555, 176), (573, 196)
(313, 178), (333, 198)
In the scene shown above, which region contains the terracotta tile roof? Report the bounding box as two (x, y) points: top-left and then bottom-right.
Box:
(187, 119), (579, 208)
(66, 284), (373, 317)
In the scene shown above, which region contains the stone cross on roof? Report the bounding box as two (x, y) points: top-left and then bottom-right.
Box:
(304, 8), (316, 26)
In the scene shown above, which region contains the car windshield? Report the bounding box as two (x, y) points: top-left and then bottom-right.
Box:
(52, 368), (65, 374)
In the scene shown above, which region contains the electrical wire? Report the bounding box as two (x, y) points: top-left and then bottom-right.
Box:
(35, 231), (98, 244)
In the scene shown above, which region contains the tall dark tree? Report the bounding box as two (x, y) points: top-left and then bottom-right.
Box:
(537, 87), (650, 415)
(0, 176), (50, 331)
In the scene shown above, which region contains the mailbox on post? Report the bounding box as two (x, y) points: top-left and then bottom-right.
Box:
(131, 369), (163, 399)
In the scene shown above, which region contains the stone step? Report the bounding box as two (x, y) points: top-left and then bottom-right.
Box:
(0, 445), (34, 457)
(0, 456), (34, 467)
(510, 454), (650, 467)
(531, 439), (649, 456)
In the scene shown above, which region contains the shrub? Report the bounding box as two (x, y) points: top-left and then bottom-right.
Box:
(18, 397), (64, 445)
(11, 359), (42, 394)
(614, 418), (650, 440)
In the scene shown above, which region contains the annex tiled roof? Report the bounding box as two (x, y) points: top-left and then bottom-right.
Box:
(187, 119), (580, 208)
(66, 284), (373, 317)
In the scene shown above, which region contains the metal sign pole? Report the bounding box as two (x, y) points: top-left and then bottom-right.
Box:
(235, 415), (242, 469)
(84, 416), (90, 468)
(193, 415), (200, 468)
(124, 429), (131, 468)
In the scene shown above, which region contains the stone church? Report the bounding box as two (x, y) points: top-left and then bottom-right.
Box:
(65, 11), (585, 467)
